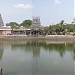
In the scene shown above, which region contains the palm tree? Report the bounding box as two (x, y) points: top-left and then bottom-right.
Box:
(59, 20), (64, 34)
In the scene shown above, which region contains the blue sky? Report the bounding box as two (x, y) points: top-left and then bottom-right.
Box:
(0, 0), (74, 26)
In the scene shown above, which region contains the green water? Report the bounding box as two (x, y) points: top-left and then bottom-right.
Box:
(0, 40), (74, 75)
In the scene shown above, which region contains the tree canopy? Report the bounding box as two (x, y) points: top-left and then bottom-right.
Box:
(6, 22), (19, 29)
(20, 20), (32, 28)
(6, 19), (75, 35)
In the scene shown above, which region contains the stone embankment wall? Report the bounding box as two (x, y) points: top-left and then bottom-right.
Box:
(0, 35), (75, 41)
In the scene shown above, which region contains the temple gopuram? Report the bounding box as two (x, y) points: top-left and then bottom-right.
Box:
(31, 17), (41, 29)
(30, 17), (43, 35)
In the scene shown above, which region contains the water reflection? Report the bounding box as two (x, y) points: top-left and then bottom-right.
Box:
(0, 40), (74, 60)
(0, 42), (4, 61)
(11, 40), (74, 59)
(0, 40), (74, 75)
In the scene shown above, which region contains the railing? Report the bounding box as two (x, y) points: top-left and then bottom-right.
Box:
(0, 68), (2, 75)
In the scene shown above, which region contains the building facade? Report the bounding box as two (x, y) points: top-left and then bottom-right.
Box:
(12, 17), (44, 35)
(0, 26), (12, 35)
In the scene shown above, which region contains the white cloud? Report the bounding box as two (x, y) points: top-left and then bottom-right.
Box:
(54, 0), (61, 4)
(14, 3), (33, 9)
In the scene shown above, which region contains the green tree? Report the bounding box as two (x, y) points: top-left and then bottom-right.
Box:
(60, 20), (64, 25)
(59, 20), (64, 32)
(44, 26), (50, 34)
(20, 20), (32, 28)
(6, 22), (19, 29)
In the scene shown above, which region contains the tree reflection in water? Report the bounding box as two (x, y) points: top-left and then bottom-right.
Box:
(0, 42), (4, 61)
(0, 40), (74, 75)
(11, 40), (75, 59)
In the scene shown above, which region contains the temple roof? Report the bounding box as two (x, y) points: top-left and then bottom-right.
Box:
(0, 26), (12, 30)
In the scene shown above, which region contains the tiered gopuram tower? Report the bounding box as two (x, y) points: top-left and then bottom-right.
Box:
(0, 14), (4, 27)
(31, 17), (41, 30)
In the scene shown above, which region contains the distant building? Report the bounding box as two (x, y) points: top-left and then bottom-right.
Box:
(0, 14), (4, 27)
(0, 26), (12, 35)
(0, 15), (44, 35)
(12, 17), (44, 35)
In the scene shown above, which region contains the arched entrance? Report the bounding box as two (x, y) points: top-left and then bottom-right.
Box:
(31, 30), (41, 35)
